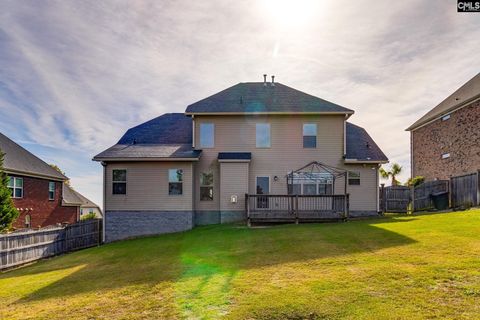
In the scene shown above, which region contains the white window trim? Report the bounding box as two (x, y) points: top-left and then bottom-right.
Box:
(8, 177), (23, 199)
(112, 169), (127, 195)
(255, 123), (271, 148)
(200, 172), (214, 201)
(48, 181), (55, 201)
(168, 168), (184, 196)
(441, 114), (451, 121)
(348, 171), (361, 186)
(441, 153), (450, 159)
(255, 176), (270, 194)
(199, 123), (215, 148)
(291, 181), (333, 195)
(303, 123), (317, 148)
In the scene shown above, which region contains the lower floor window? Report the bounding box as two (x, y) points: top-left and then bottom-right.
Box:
(200, 172), (213, 201)
(169, 169), (183, 195)
(348, 171), (361, 185)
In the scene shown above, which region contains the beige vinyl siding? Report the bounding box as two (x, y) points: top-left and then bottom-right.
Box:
(105, 162), (193, 211)
(220, 162), (249, 211)
(193, 114), (379, 213)
(344, 164), (379, 211)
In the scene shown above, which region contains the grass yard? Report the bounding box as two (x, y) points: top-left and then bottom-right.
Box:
(1, 209), (480, 319)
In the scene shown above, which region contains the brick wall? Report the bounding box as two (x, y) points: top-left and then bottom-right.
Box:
(412, 100), (480, 180)
(10, 175), (78, 228)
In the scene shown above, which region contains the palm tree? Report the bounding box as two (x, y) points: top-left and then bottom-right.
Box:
(380, 163), (402, 186)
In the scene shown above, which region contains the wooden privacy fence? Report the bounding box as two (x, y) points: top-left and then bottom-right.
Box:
(380, 185), (410, 213)
(0, 219), (102, 270)
(246, 194), (349, 224)
(413, 180), (449, 211)
(450, 171), (480, 209)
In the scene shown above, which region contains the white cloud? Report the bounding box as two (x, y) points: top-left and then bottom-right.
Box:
(0, 0), (479, 197)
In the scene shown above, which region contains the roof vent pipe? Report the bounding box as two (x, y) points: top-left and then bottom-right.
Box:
(263, 74), (267, 86)
(271, 75), (275, 86)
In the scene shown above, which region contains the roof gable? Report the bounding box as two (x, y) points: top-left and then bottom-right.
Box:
(0, 133), (67, 180)
(407, 73), (480, 131)
(186, 82), (354, 114)
(345, 122), (388, 162)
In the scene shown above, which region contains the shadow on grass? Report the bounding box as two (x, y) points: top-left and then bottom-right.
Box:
(3, 216), (417, 308)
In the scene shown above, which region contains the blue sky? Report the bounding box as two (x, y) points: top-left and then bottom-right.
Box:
(1, 0), (480, 206)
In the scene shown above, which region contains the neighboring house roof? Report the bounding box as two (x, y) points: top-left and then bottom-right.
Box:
(218, 152), (252, 160)
(71, 189), (101, 209)
(407, 73), (480, 131)
(62, 183), (84, 206)
(0, 132), (68, 181)
(186, 82), (354, 115)
(93, 113), (201, 161)
(345, 122), (388, 163)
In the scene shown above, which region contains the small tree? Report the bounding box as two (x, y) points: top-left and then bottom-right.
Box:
(380, 163), (403, 186)
(406, 176), (425, 187)
(81, 212), (97, 221)
(0, 149), (19, 232)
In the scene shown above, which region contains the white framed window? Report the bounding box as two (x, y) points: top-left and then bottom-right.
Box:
(8, 177), (23, 198)
(199, 123), (214, 148)
(441, 153), (450, 159)
(200, 172), (213, 201)
(169, 169), (183, 195)
(303, 123), (317, 148)
(48, 181), (55, 200)
(256, 123), (271, 148)
(348, 171), (361, 185)
(288, 173), (334, 195)
(112, 169), (127, 195)
(441, 114), (451, 121)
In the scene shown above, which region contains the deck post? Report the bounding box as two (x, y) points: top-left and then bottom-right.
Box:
(295, 195), (299, 224)
(345, 194), (350, 221)
(246, 193), (251, 227)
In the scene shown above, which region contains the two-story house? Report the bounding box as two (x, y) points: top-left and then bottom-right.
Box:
(407, 73), (480, 180)
(0, 132), (80, 228)
(94, 78), (388, 242)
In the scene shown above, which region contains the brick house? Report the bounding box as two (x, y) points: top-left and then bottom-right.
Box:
(0, 132), (81, 228)
(407, 73), (480, 180)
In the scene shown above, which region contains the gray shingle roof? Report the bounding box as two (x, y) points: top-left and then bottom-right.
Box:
(94, 144), (201, 160)
(62, 183), (83, 206)
(71, 188), (101, 209)
(0, 132), (67, 180)
(407, 73), (480, 131)
(218, 152), (252, 160)
(345, 122), (388, 162)
(93, 113), (201, 161)
(186, 82), (354, 114)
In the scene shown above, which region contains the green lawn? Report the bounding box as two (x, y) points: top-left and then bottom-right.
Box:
(1, 210), (480, 319)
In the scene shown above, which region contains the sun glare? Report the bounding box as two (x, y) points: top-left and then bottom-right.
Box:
(261, 0), (320, 28)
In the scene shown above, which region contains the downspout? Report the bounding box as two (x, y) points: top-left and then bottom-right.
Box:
(343, 115), (347, 156)
(102, 161), (106, 243)
(192, 115), (195, 149)
(410, 131), (414, 178)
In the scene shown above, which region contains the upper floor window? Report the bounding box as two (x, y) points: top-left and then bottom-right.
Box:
(8, 177), (23, 198)
(256, 123), (271, 148)
(303, 123), (317, 148)
(168, 169), (183, 195)
(199, 123), (214, 148)
(200, 172), (213, 201)
(48, 181), (55, 200)
(348, 171), (361, 185)
(112, 169), (127, 195)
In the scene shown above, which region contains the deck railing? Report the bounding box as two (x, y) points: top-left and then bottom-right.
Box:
(245, 194), (349, 225)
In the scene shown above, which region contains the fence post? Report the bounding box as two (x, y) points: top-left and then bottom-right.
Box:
(380, 183), (385, 214)
(295, 195), (299, 224)
(345, 194), (350, 221)
(245, 194), (251, 227)
(477, 170), (480, 207)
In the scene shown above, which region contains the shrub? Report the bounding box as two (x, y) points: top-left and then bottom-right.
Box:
(81, 212), (97, 221)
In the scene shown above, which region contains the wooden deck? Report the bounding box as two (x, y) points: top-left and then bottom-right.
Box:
(245, 194), (349, 224)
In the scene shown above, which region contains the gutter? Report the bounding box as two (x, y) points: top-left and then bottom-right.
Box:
(344, 159), (389, 164)
(3, 168), (67, 182)
(92, 157), (201, 162)
(185, 111), (355, 116)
